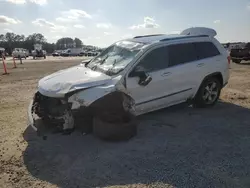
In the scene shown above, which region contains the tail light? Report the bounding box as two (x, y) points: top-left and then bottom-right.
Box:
(227, 56), (231, 64)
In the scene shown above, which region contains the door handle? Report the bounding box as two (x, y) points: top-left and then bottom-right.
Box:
(197, 63), (204, 67)
(161, 72), (172, 77)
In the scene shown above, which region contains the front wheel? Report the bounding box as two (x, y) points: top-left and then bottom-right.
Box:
(193, 77), (222, 108)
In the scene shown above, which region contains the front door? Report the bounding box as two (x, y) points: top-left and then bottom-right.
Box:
(126, 46), (173, 114)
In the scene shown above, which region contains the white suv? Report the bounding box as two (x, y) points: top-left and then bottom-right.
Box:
(28, 27), (230, 132)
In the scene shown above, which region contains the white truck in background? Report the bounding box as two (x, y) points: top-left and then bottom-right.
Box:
(61, 48), (83, 56)
(32, 44), (46, 59)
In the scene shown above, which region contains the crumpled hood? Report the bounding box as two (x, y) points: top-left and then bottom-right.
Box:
(38, 64), (112, 98)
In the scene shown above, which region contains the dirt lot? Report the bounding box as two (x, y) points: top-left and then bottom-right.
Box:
(0, 59), (250, 188)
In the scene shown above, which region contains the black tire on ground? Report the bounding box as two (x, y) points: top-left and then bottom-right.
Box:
(44, 56), (46, 59)
(193, 76), (222, 108)
(93, 116), (137, 141)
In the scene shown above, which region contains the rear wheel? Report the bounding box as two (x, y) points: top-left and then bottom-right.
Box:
(193, 77), (222, 108)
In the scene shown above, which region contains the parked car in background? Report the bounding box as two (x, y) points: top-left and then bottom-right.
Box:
(0, 47), (6, 59)
(28, 27), (229, 137)
(52, 50), (61, 57)
(230, 42), (250, 64)
(85, 51), (98, 56)
(78, 52), (85, 56)
(12, 48), (26, 59)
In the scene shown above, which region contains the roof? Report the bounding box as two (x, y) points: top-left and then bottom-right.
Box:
(129, 34), (209, 44)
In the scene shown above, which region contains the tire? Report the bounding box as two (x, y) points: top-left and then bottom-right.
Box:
(44, 56), (46, 59)
(33, 56), (35, 59)
(93, 115), (137, 141)
(193, 77), (222, 108)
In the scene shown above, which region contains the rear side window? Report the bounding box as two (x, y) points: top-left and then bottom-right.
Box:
(168, 43), (197, 67)
(195, 42), (220, 59)
(135, 46), (168, 72)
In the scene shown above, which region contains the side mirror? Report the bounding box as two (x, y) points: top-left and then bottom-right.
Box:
(129, 70), (152, 86)
(138, 74), (152, 86)
(81, 59), (91, 64)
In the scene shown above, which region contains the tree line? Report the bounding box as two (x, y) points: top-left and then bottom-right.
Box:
(0, 32), (84, 54)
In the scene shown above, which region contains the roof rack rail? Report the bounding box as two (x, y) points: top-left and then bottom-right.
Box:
(134, 34), (165, 39)
(160, 35), (208, 42)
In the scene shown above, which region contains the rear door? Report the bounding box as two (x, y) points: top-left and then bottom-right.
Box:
(194, 41), (222, 81)
(163, 42), (203, 103)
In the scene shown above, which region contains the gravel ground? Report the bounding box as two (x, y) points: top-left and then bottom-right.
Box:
(0, 59), (250, 188)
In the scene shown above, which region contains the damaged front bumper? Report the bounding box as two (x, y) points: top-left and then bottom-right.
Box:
(27, 92), (75, 133)
(27, 89), (136, 135)
(27, 99), (37, 131)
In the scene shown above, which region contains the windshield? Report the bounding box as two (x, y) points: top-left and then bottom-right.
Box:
(86, 40), (145, 76)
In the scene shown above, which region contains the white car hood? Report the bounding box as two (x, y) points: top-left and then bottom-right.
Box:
(38, 64), (112, 98)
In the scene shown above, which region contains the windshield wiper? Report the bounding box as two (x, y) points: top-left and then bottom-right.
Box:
(99, 55), (109, 65)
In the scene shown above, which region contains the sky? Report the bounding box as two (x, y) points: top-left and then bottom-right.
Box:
(0, 0), (250, 47)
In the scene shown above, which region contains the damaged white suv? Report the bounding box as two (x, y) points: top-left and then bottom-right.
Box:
(28, 27), (229, 136)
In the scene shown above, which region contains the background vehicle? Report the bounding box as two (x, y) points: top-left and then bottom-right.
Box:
(32, 44), (46, 59)
(12, 48), (26, 59)
(78, 51), (85, 56)
(230, 43), (250, 64)
(52, 50), (61, 57)
(85, 51), (98, 56)
(60, 48), (83, 56)
(0, 47), (6, 60)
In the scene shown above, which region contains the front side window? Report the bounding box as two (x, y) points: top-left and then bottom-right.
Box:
(133, 46), (168, 73)
(168, 43), (197, 67)
(87, 40), (146, 76)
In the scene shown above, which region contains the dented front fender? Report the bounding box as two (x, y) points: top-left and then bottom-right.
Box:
(68, 84), (116, 109)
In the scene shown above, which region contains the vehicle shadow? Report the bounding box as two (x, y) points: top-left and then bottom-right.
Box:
(23, 101), (250, 188)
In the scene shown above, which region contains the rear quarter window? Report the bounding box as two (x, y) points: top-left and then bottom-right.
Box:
(194, 42), (220, 59)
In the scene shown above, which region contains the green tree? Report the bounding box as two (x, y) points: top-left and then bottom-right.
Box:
(74, 38), (83, 48)
(56, 37), (75, 49)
